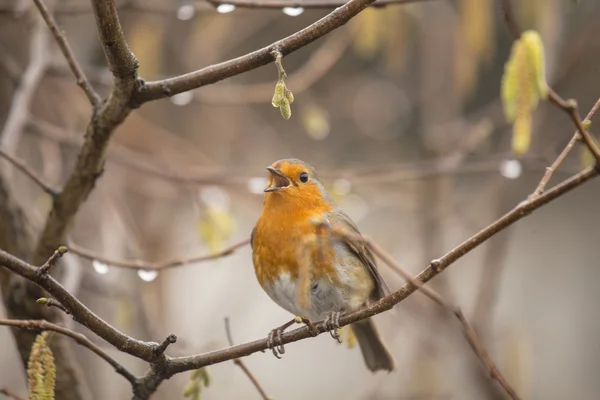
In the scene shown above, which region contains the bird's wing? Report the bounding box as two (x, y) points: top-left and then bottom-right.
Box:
(250, 226), (256, 250)
(325, 210), (391, 300)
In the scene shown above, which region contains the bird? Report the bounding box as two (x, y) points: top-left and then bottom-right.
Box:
(250, 158), (395, 372)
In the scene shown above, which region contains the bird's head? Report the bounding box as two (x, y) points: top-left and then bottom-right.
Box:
(263, 158), (334, 209)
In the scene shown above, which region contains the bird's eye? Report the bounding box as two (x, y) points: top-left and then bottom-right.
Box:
(299, 172), (309, 183)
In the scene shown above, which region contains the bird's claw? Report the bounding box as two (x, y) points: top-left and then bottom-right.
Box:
(266, 316), (320, 359)
(267, 328), (285, 359)
(324, 311), (342, 343)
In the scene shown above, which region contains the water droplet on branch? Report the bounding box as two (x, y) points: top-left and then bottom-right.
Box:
(282, 7), (304, 16)
(92, 260), (109, 275)
(216, 4), (236, 13)
(138, 269), (159, 282)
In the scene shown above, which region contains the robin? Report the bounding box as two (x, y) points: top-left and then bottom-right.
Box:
(251, 158), (395, 372)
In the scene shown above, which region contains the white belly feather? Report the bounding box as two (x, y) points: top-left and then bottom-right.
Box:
(263, 272), (346, 321)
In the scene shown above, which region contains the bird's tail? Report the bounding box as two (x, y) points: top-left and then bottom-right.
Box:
(351, 318), (395, 372)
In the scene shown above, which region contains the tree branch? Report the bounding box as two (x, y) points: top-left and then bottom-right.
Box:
(32, 0), (100, 106)
(0, 318), (138, 385)
(32, 0), (139, 265)
(134, 0), (385, 104)
(0, 148), (59, 197)
(1, 165), (596, 397)
(344, 234), (520, 400)
(146, 166), (598, 377)
(530, 96), (600, 199)
(66, 239), (250, 270)
(500, 0), (600, 166)
(0, 248), (162, 363)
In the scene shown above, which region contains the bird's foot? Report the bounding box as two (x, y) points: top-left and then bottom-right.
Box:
(266, 317), (307, 358)
(324, 311), (342, 343)
(266, 316), (320, 359)
(267, 326), (286, 359)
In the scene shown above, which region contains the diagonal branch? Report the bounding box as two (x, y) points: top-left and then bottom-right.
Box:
(32, 0), (101, 106)
(500, 0), (600, 167)
(32, 0), (139, 265)
(134, 0), (384, 104)
(530, 96), (600, 198)
(0, 318), (138, 385)
(0, 148), (59, 197)
(0, 166), (596, 396)
(0, 248), (162, 363)
(147, 166), (597, 377)
(352, 237), (520, 399)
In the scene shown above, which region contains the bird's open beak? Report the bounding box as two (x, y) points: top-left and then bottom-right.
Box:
(264, 167), (291, 192)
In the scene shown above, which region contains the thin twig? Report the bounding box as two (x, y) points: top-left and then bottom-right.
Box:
(0, 148), (59, 197)
(0, 388), (25, 400)
(195, 30), (351, 105)
(547, 90), (600, 163)
(339, 233), (520, 400)
(224, 318), (270, 400)
(39, 245), (68, 274)
(32, 0), (101, 106)
(32, 0), (139, 265)
(154, 334), (178, 357)
(0, 318), (138, 385)
(501, 0), (600, 191)
(67, 239), (250, 270)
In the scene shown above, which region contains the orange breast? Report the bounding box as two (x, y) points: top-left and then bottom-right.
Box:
(252, 193), (337, 287)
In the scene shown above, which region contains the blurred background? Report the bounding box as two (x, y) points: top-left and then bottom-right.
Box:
(1, 0), (600, 399)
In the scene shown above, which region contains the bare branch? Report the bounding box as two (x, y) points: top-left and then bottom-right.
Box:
(66, 239), (250, 270)
(530, 96), (600, 199)
(32, 0), (139, 265)
(547, 91), (600, 164)
(148, 166), (598, 377)
(500, 0), (600, 167)
(0, 248), (162, 363)
(32, 0), (101, 106)
(154, 334), (178, 357)
(134, 0), (392, 104)
(1, 167), (596, 397)
(0, 148), (60, 197)
(224, 318), (271, 400)
(39, 246), (68, 274)
(0, 318), (138, 385)
(353, 237), (520, 400)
